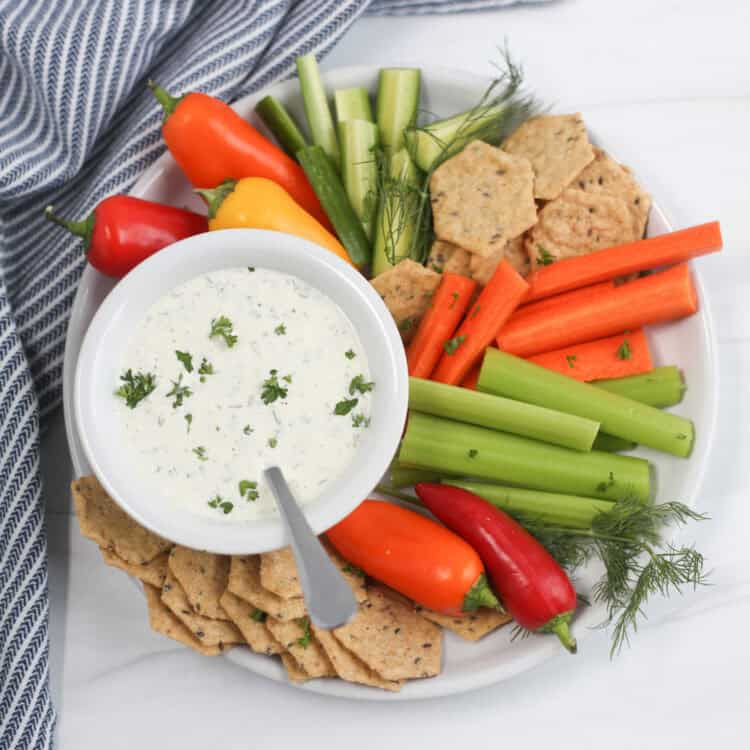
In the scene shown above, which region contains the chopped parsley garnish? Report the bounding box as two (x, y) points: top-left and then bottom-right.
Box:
(616, 339), (632, 360)
(208, 495), (233, 514)
(243, 424), (254, 435)
(345, 349), (356, 360)
(444, 334), (467, 355)
(296, 617), (312, 648)
(449, 291), (460, 309)
(267, 437), (278, 448)
(115, 369), (156, 409)
(198, 358), (214, 382)
(261, 369), (289, 405)
(596, 471), (616, 494)
(470, 304), (481, 320)
(349, 374), (374, 395)
(352, 413), (370, 428)
(192, 446), (208, 461)
(566, 354), (577, 369)
(399, 318), (413, 332)
(184, 413), (193, 432)
(334, 398), (358, 416)
(239, 480), (259, 501)
(250, 608), (266, 622)
(467, 448), (479, 459)
(209, 316), (238, 347)
(166, 373), (192, 408)
(175, 350), (193, 372)
(536, 245), (554, 266)
(343, 563), (365, 577)
(274, 323), (287, 336)
(282, 374), (293, 384)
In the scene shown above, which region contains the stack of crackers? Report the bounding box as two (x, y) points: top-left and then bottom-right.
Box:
(371, 113), (651, 340)
(72, 475), (511, 692)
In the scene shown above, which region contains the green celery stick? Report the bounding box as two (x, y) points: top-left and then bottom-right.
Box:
(593, 366), (686, 408)
(388, 466), (446, 488)
(592, 433), (637, 453)
(478, 350), (694, 458)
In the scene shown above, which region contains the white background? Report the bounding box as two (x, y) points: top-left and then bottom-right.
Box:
(45, 0), (750, 747)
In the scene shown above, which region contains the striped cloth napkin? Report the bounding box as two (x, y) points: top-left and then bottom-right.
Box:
(0, 0), (545, 747)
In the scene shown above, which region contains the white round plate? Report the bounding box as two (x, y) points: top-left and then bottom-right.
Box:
(62, 66), (718, 699)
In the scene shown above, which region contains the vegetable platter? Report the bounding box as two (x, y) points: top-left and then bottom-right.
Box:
(62, 64), (718, 699)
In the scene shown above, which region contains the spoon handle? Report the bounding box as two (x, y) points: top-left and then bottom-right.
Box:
(264, 467), (358, 629)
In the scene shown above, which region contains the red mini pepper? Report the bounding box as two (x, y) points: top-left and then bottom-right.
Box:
(149, 81), (332, 231)
(415, 483), (578, 652)
(45, 196), (208, 278)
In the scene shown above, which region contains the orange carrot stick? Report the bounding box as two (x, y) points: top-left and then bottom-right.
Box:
(515, 280), (616, 320)
(461, 362), (482, 390)
(527, 329), (653, 382)
(433, 260), (529, 385)
(525, 221), (721, 302)
(498, 264), (697, 358)
(407, 273), (478, 378)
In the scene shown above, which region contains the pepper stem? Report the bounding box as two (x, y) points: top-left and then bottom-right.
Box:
(462, 573), (504, 612)
(195, 179), (238, 220)
(540, 612), (577, 654)
(148, 80), (183, 119)
(44, 206), (95, 249)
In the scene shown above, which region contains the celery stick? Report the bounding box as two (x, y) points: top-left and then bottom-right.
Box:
(335, 87), (374, 123)
(400, 412), (651, 502)
(478, 350), (694, 458)
(296, 54), (339, 169)
(593, 366), (685, 408)
(388, 466), (446, 488)
(376, 68), (421, 156)
(592, 433), (637, 453)
(339, 120), (378, 240)
(255, 96), (307, 158)
(372, 148), (420, 276)
(409, 377), (599, 452)
(404, 102), (507, 173)
(297, 145), (370, 268)
(444, 480), (615, 529)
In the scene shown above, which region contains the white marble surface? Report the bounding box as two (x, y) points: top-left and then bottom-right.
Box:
(45, 1), (750, 746)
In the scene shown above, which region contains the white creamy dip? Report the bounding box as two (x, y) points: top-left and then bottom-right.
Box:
(116, 267), (372, 521)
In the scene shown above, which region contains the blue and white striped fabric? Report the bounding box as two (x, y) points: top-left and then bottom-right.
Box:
(0, 0), (543, 746)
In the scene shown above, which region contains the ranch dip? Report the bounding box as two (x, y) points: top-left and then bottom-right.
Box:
(115, 267), (372, 521)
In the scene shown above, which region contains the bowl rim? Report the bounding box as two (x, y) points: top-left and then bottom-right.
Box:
(73, 227), (408, 553)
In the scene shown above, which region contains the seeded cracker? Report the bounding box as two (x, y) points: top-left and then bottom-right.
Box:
(370, 259), (441, 343)
(429, 140), (536, 258)
(416, 607), (513, 642)
(312, 626), (402, 692)
(100, 548), (169, 588)
(574, 147), (651, 240)
(281, 653), (309, 684)
(161, 568), (242, 648)
(333, 585), (442, 680)
(469, 236), (529, 286)
(525, 188), (633, 273)
(227, 555), (307, 621)
(502, 113), (595, 200)
(72, 476), (171, 564)
(218, 591), (283, 655)
(168, 546), (231, 620)
(426, 240), (472, 276)
(143, 584), (222, 656)
(266, 617), (335, 678)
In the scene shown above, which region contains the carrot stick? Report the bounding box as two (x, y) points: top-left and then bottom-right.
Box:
(461, 363), (481, 390)
(515, 281), (616, 320)
(525, 221), (721, 302)
(407, 273), (478, 378)
(527, 329), (653, 382)
(433, 260), (529, 385)
(498, 264), (697, 358)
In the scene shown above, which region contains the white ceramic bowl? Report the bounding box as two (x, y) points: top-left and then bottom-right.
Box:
(74, 228), (408, 553)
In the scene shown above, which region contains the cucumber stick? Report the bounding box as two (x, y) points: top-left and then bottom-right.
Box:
(339, 119), (379, 240)
(296, 145), (370, 268)
(296, 54), (340, 169)
(376, 68), (421, 156)
(335, 87), (373, 123)
(404, 102), (507, 173)
(255, 96), (307, 158)
(372, 148), (419, 276)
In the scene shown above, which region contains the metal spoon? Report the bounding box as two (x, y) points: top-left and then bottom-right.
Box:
(263, 466), (358, 629)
